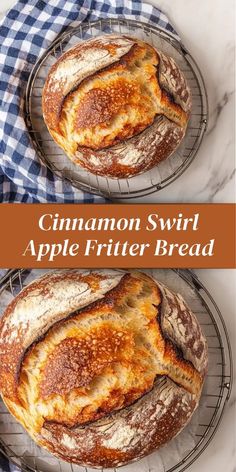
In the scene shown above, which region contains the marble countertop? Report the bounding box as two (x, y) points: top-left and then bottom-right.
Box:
(146, 0), (235, 204)
(0, 2), (235, 472)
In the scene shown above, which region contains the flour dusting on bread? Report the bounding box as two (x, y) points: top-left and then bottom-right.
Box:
(42, 35), (191, 179)
(0, 270), (207, 468)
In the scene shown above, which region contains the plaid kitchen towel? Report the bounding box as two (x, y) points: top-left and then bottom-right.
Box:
(0, 0), (179, 203)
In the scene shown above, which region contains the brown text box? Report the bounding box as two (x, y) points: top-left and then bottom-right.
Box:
(0, 204), (235, 268)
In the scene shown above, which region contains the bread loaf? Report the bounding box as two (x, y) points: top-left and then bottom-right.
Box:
(42, 35), (191, 178)
(0, 270), (207, 468)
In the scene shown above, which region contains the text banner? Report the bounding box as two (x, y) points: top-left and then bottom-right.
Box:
(0, 204), (235, 268)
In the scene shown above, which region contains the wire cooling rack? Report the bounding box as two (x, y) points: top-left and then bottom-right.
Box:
(25, 19), (208, 200)
(0, 269), (232, 472)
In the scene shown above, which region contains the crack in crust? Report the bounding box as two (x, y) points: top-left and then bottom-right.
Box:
(42, 35), (192, 178)
(0, 270), (207, 468)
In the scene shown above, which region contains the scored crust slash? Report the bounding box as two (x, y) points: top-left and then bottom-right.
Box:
(0, 270), (208, 468)
(42, 35), (191, 179)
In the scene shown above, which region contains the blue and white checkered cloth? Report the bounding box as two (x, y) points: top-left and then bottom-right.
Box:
(0, 0), (178, 203)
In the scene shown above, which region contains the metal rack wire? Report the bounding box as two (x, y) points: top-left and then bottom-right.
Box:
(0, 269), (232, 472)
(25, 19), (208, 200)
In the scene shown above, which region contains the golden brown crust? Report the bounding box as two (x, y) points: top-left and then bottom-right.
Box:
(42, 36), (136, 137)
(73, 119), (185, 178)
(39, 329), (131, 398)
(41, 384), (197, 468)
(42, 35), (192, 178)
(0, 270), (123, 402)
(0, 270), (207, 468)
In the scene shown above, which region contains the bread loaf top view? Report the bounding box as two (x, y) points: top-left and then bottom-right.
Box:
(42, 35), (192, 178)
(0, 270), (207, 468)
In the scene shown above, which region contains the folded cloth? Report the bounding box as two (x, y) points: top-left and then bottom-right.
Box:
(0, 0), (178, 203)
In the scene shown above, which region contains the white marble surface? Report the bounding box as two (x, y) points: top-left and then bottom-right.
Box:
(193, 269), (236, 472)
(0, 2), (235, 472)
(146, 0), (235, 204)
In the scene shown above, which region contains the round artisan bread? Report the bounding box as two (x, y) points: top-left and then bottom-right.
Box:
(0, 270), (207, 468)
(42, 35), (192, 178)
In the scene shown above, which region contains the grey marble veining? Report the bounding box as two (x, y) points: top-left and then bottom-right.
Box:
(143, 0), (235, 204)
